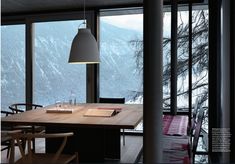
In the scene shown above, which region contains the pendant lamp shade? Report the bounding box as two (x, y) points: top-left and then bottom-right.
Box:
(68, 28), (100, 64)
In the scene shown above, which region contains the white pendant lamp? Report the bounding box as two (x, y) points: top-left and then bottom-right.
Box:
(68, 0), (100, 64)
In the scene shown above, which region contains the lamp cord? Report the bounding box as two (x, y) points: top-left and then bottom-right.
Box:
(77, 0), (86, 29)
(83, 0), (86, 28)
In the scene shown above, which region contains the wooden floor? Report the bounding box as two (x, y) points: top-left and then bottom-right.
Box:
(1, 135), (143, 164)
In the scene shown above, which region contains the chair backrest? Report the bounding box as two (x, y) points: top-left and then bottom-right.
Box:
(9, 103), (43, 113)
(99, 97), (125, 104)
(8, 131), (74, 164)
(1, 110), (14, 117)
(192, 107), (204, 154)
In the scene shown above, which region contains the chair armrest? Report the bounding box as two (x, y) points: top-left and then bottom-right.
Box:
(31, 104), (43, 108)
(5, 129), (22, 134)
(25, 132), (74, 138)
(8, 107), (24, 113)
(1, 110), (14, 116)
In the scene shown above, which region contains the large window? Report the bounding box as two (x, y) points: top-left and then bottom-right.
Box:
(163, 7), (191, 111)
(34, 20), (86, 106)
(99, 13), (143, 104)
(163, 7), (208, 112)
(1, 25), (25, 110)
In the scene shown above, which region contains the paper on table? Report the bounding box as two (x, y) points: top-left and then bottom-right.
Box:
(97, 107), (122, 111)
(83, 108), (119, 117)
(46, 108), (73, 113)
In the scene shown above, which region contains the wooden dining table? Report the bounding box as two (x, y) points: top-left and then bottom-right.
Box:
(1, 103), (143, 162)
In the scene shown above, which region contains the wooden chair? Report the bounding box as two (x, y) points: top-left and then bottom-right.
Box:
(1, 110), (18, 157)
(8, 131), (78, 164)
(1, 130), (13, 158)
(1, 110), (32, 131)
(191, 107), (205, 163)
(8, 103), (44, 152)
(9, 103), (43, 113)
(99, 97), (126, 146)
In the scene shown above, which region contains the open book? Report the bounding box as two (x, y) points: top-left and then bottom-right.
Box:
(83, 108), (121, 117)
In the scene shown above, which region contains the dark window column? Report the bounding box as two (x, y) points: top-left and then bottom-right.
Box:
(143, 0), (163, 163)
(86, 65), (98, 103)
(230, 0), (235, 162)
(209, 0), (222, 162)
(25, 20), (34, 110)
(209, 0), (233, 162)
(170, 0), (178, 115)
(221, 0), (231, 162)
(86, 11), (99, 103)
(221, 0), (231, 124)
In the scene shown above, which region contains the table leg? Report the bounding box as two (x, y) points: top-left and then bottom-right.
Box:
(45, 126), (121, 162)
(104, 129), (120, 159)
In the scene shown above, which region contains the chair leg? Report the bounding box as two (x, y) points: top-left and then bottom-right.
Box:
(75, 152), (79, 163)
(32, 126), (35, 153)
(9, 139), (15, 163)
(122, 129), (125, 146)
(21, 138), (26, 152)
(32, 138), (36, 153)
(7, 146), (10, 158)
(193, 154), (195, 164)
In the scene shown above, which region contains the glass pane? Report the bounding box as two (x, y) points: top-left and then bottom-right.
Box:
(99, 14), (143, 104)
(1, 25), (25, 111)
(34, 20), (86, 106)
(177, 8), (189, 111)
(192, 9), (208, 113)
(163, 11), (171, 111)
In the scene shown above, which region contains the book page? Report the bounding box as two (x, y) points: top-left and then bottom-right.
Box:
(46, 108), (73, 113)
(84, 108), (117, 117)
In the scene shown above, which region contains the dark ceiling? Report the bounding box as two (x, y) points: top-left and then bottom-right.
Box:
(1, 0), (207, 17)
(1, 0), (143, 16)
